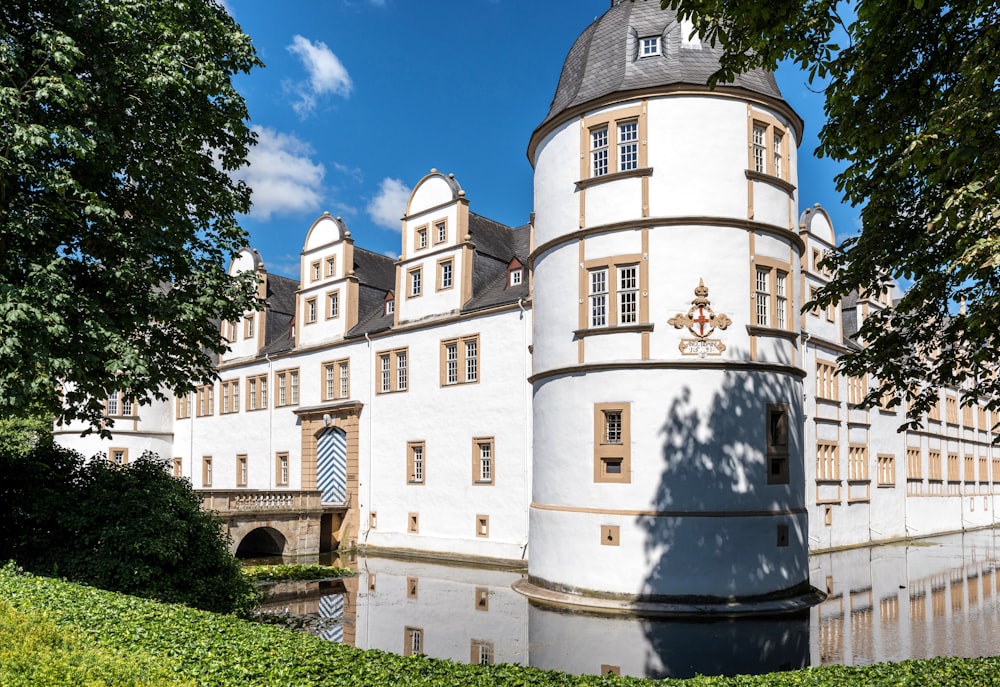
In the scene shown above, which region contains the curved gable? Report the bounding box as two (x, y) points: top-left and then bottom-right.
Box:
(304, 213), (349, 252)
(228, 247), (263, 276)
(405, 170), (463, 218)
(800, 203), (836, 246)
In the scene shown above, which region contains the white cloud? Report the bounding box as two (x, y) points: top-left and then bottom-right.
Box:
(366, 178), (411, 231)
(286, 35), (352, 116)
(236, 126), (325, 221)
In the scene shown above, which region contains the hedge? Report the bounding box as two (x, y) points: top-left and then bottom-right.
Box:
(2, 565), (998, 686)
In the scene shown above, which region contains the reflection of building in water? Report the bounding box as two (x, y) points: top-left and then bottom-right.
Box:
(55, 1), (1000, 611)
(811, 529), (1000, 666)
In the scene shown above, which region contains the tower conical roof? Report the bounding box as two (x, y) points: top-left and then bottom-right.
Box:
(540, 0), (784, 128)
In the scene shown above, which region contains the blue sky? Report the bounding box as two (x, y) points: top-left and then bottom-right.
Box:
(224, 0), (855, 279)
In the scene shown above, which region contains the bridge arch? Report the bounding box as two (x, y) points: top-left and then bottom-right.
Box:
(234, 526), (288, 558)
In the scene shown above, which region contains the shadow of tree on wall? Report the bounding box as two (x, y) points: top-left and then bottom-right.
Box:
(636, 363), (810, 677)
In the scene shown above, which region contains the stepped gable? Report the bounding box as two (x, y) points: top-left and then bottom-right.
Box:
(540, 0), (783, 129)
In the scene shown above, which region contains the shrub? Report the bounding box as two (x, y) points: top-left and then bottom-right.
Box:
(0, 441), (258, 615)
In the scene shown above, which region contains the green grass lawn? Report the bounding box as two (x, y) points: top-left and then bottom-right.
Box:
(2, 565), (997, 686)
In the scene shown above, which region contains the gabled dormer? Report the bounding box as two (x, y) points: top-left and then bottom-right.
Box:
(395, 170), (473, 325)
(220, 247), (266, 363)
(799, 203), (842, 344)
(296, 213), (357, 349)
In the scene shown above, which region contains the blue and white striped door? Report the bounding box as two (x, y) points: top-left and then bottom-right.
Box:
(319, 593), (345, 643)
(317, 427), (347, 505)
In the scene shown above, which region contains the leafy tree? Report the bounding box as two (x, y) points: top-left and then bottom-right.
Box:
(0, 442), (259, 615)
(662, 0), (1000, 424)
(0, 0), (262, 431)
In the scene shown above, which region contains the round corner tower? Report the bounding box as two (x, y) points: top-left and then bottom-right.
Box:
(522, 0), (811, 611)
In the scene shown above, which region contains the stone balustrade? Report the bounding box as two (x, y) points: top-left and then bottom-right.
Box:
(199, 490), (326, 515)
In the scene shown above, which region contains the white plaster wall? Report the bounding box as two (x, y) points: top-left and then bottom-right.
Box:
(530, 367), (805, 597)
(646, 97), (749, 220)
(646, 225), (751, 362)
(362, 308), (533, 561)
(531, 125), (582, 250)
(584, 177), (644, 228)
(54, 395), (175, 464)
(395, 248), (465, 324)
(529, 247), (582, 373)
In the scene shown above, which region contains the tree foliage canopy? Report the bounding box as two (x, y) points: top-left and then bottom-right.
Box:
(0, 0), (262, 430)
(663, 0), (1000, 425)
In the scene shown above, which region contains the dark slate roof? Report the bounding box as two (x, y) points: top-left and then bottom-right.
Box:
(541, 0), (783, 128)
(463, 223), (531, 313)
(259, 272), (297, 356)
(353, 247), (396, 291)
(839, 292), (863, 351)
(468, 213), (519, 261)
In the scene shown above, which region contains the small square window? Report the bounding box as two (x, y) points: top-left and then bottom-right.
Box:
(509, 269), (522, 286)
(640, 36), (660, 56)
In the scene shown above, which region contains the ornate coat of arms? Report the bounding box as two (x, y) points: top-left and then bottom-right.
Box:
(667, 279), (732, 357)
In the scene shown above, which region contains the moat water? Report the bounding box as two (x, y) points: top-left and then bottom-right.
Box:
(252, 529), (1000, 679)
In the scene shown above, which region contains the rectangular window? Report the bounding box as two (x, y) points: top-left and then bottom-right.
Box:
(473, 438), (494, 485)
(766, 404), (790, 485)
(640, 36), (660, 56)
(440, 335), (480, 386)
(435, 221), (447, 244)
(407, 442), (425, 484)
(848, 376), (868, 407)
(376, 348), (409, 394)
(965, 455), (976, 483)
(274, 369), (299, 407)
(275, 452), (289, 487)
(509, 268), (523, 286)
(946, 396), (958, 425)
(947, 453), (960, 482)
(305, 297), (317, 324)
(322, 360), (350, 401)
(907, 447), (923, 480)
(755, 267), (770, 326)
(437, 259), (453, 291)
(311, 260), (321, 282)
(404, 627), (423, 657)
(106, 393), (119, 417)
(773, 131), (784, 178)
(196, 384), (215, 417)
(327, 291), (340, 319)
(816, 361), (839, 401)
(220, 380), (240, 414)
(848, 445), (869, 481)
(417, 227), (428, 249)
(246, 374), (267, 410)
(775, 272), (787, 327)
(929, 450), (943, 481)
(236, 454), (248, 487)
(816, 442), (839, 481)
(617, 265), (638, 324)
(409, 267), (422, 297)
(963, 403), (974, 427)
(589, 268), (608, 327)
(749, 117), (788, 179)
(173, 457), (182, 478)
(877, 454), (896, 486)
(109, 447), (128, 466)
(980, 456), (989, 483)
(752, 124), (767, 173)
(176, 393), (191, 419)
(326, 255), (336, 277)
(594, 403), (630, 483)
(591, 126), (609, 177)
(202, 456), (213, 487)
(244, 314), (255, 340)
(618, 121), (638, 172)
(471, 640), (494, 665)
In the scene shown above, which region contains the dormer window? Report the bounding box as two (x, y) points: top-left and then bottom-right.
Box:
(510, 269), (522, 287)
(384, 291), (395, 316)
(640, 36), (660, 57)
(507, 258), (524, 288)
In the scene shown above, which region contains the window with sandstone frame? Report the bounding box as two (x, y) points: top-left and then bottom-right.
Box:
(594, 403), (630, 483)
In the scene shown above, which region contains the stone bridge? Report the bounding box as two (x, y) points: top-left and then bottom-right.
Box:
(200, 490), (354, 558)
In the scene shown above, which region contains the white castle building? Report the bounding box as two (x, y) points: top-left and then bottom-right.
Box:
(56, 1), (1000, 612)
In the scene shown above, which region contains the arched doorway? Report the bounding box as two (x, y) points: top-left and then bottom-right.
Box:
(317, 426), (348, 505)
(235, 527), (287, 557)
